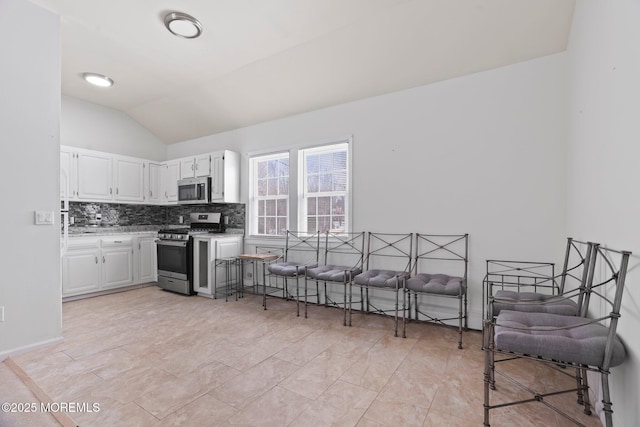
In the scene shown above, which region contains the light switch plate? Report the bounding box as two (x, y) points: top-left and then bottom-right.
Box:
(0, 306), (4, 322)
(35, 210), (55, 225)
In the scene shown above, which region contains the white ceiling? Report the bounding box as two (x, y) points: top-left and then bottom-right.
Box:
(30, 0), (575, 144)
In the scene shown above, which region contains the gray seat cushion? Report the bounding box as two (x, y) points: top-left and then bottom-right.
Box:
(353, 270), (408, 288)
(406, 273), (465, 296)
(494, 310), (626, 368)
(491, 290), (579, 317)
(306, 265), (362, 282)
(268, 262), (316, 277)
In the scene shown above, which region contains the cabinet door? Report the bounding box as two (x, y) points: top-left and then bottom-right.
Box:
(195, 154), (211, 177)
(213, 237), (243, 291)
(60, 149), (78, 200)
(217, 237), (242, 259)
(210, 153), (224, 201)
(114, 157), (145, 202)
(102, 246), (134, 289)
(148, 163), (162, 204)
(138, 236), (157, 283)
(180, 158), (195, 179)
(193, 237), (212, 295)
(163, 161), (180, 203)
(62, 249), (101, 296)
(210, 151), (239, 203)
(77, 152), (113, 200)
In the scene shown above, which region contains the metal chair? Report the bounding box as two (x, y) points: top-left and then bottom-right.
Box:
(483, 238), (594, 320)
(349, 232), (413, 337)
(403, 233), (468, 348)
(483, 243), (631, 427)
(267, 231), (320, 317)
(305, 231), (365, 326)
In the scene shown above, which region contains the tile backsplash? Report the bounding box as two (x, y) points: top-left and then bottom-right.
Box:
(69, 202), (245, 229)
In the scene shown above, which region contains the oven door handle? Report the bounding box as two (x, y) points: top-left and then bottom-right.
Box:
(157, 240), (188, 247)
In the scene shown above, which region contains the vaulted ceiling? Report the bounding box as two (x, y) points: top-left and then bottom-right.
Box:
(30, 0), (575, 144)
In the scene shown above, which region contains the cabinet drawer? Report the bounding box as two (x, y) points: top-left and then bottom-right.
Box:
(101, 237), (133, 247)
(67, 237), (101, 250)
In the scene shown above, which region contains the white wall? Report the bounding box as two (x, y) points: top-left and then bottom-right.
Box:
(62, 96), (166, 161)
(169, 53), (569, 329)
(0, 0), (62, 357)
(566, 0), (640, 424)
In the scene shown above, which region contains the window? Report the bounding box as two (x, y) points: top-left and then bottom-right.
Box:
(250, 153), (289, 236)
(249, 139), (351, 236)
(300, 143), (349, 233)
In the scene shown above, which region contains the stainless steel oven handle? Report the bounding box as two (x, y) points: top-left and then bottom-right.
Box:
(157, 240), (188, 247)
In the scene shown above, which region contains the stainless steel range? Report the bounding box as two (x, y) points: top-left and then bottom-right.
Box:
(157, 213), (225, 295)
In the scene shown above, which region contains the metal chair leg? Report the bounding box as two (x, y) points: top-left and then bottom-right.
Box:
(348, 281), (353, 327)
(394, 277), (399, 337)
(402, 285), (407, 338)
(483, 320), (493, 427)
(601, 371), (614, 427)
(457, 293), (463, 349)
(342, 275), (347, 326)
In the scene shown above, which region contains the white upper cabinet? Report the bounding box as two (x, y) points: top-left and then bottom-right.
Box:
(195, 155), (211, 177)
(60, 148), (78, 200)
(180, 154), (211, 179)
(211, 150), (240, 203)
(162, 160), (180, 203)
(77, 151), (113, 201)
(114, 156), (145, 202)
(180, 158), (195, 179)
(148, 162), (162, 204)
(60, 146), (239, 205)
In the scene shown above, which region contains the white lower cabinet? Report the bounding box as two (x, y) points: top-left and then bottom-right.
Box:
(137, 235), (157, 283)
(193, 235), (243, 298)
(63, 233), (157, 297)
(101, 237), (134, 289)
(62, 239), (101, 296)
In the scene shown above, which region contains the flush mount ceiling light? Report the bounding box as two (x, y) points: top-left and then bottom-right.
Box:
(164, 12), (203, 39)
(82, 72), (114, 88)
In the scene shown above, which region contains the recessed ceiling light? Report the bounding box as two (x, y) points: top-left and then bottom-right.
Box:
(164, 12), (203, 39)
(82, 72), (114, 88)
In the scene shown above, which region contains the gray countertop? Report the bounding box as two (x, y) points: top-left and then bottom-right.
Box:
(66, 225), (244, 236)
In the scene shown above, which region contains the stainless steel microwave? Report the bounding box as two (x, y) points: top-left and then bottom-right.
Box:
(177, 177), (210, 204)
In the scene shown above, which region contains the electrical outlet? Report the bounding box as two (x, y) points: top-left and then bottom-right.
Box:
(247, 272), (253, 279)
(0, 306), (4, 322)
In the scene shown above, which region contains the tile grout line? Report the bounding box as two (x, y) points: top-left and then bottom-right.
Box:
(4, 357), (79, 427)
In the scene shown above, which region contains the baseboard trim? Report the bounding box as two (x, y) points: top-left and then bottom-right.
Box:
(0, 336), (64, 362)
(62, 282), (157, 302)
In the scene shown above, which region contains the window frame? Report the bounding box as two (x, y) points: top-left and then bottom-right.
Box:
(248, 151), (290, 237)
(297, 141), (350, 234)
(247, 136), (352, 238)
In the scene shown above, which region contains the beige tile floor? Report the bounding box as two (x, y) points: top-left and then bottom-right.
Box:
(4, 286), (603, 426)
